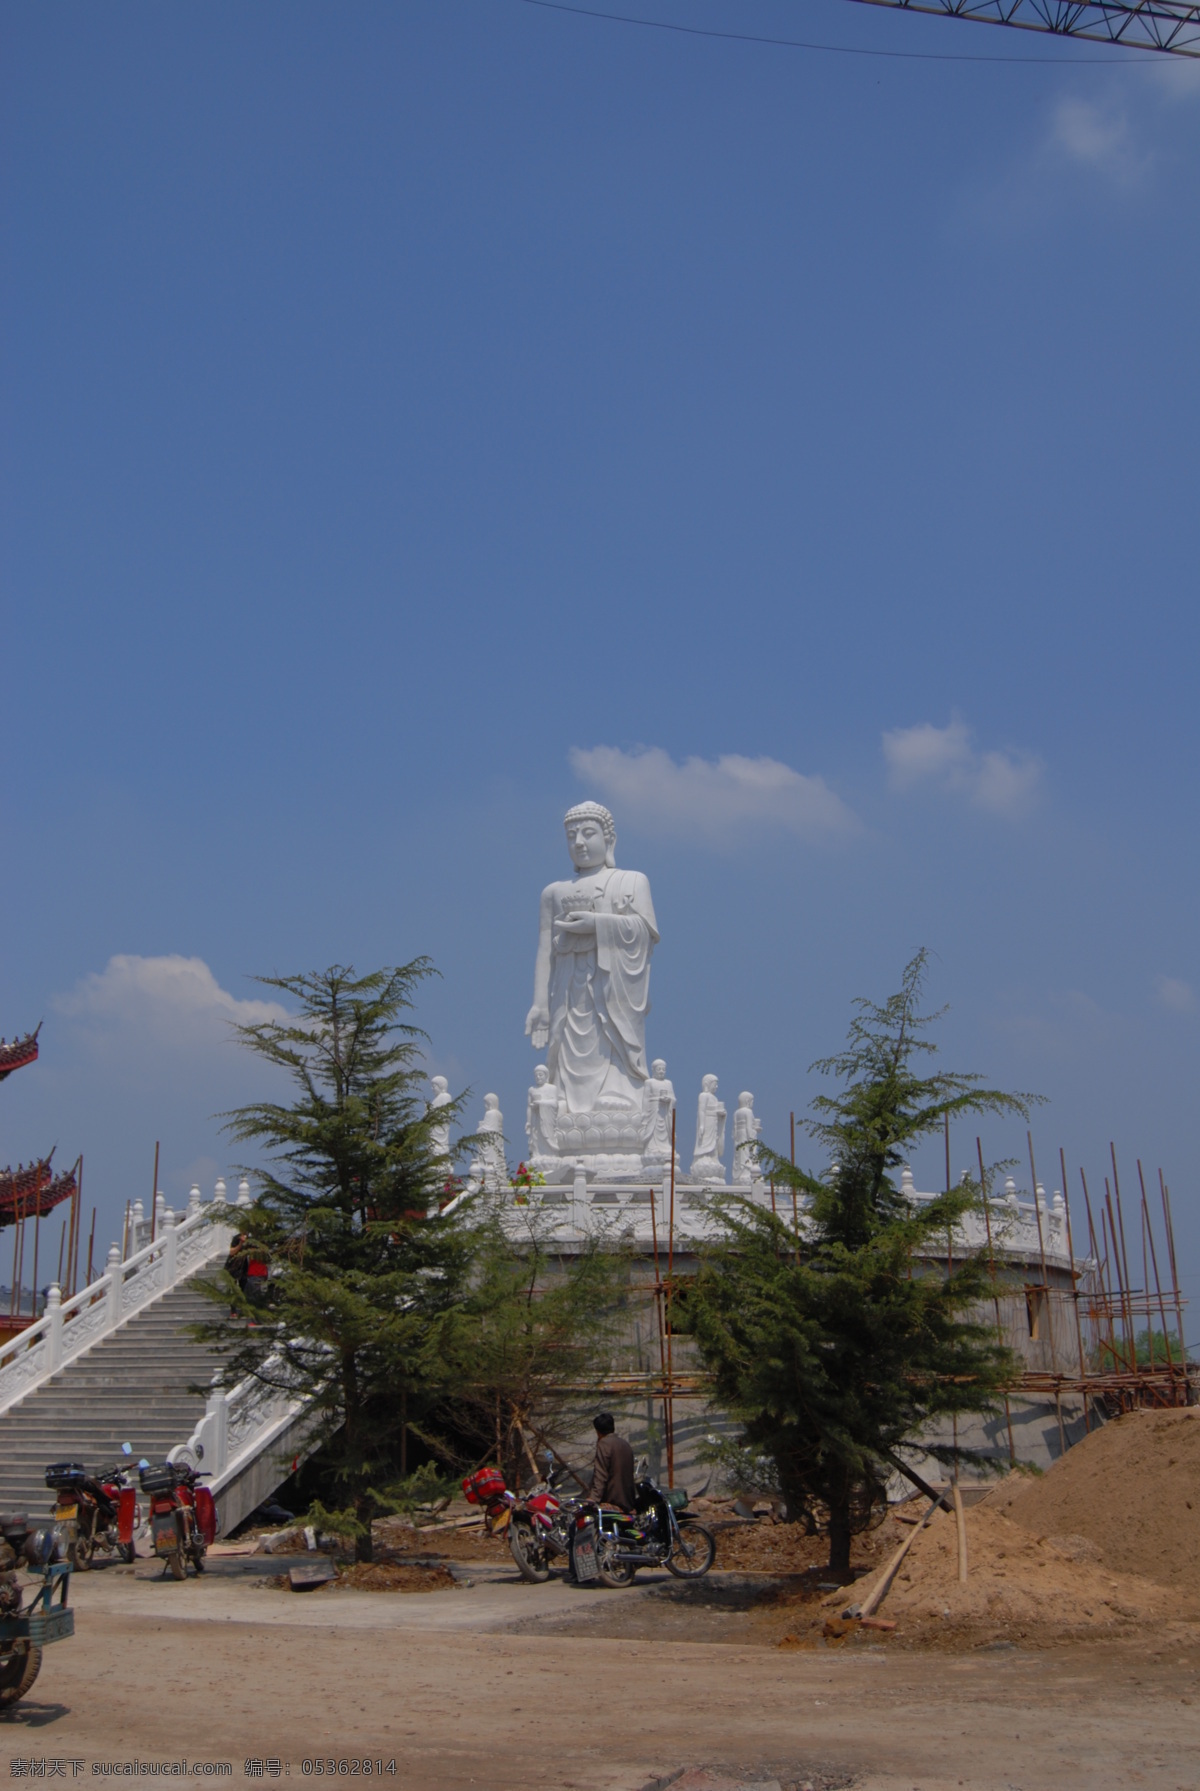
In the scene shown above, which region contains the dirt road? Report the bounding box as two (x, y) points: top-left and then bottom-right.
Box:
(4, 1554), (1197, 1791)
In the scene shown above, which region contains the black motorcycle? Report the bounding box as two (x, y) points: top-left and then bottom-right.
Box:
(567, 1474), (716, 1588)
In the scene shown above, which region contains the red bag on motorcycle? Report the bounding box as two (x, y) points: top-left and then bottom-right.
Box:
(117, 1486), (138, 1546)
(193, 1485), (217, 1546)
(462, 1467), (506, 1505)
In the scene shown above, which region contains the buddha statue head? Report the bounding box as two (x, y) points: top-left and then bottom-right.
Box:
(563, 801), (616, 871)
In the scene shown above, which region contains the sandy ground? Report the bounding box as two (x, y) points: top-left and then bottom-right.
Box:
(4, 1547), (1198, 1791)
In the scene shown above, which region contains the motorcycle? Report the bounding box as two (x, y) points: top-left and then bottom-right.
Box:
(462, 1457), (583, 1583)
(45, 1447), (141, 1569)
(506, 1461), (583, 1584)
(138, 1459), (217, 1580)
(567, 1471), (716, 1588)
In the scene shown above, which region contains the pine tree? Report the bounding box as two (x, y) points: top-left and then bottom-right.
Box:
(200, 963), (472, 1561)
(686, 952), (1031, 1576)
(440, 1206), (628, 1491)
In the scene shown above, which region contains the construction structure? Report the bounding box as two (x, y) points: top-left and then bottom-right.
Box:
(0, 1025), (82, 1342)
(843, 0), (1200, 56)
(486, 1127), (1191, 1489)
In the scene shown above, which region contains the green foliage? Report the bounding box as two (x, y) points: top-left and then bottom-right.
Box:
(1094, 1326), (1186, 1370)
(685, 951), (1030, 1573)
(195, 963), (474, 1561)
(435, 1203), (629, 1491)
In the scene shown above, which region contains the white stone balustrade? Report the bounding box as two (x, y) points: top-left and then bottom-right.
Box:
(0, 1183), (235, 1419)
(493, 1170), (1076, 1270)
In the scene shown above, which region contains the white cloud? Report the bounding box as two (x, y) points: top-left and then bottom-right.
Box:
(1050, 97), (1148, 185)
(1144, 56), (1200, 101)
(568, 745), (858, 848)
(882, 716), (1041, 818)
(1155, 974), (1196, 1014)
(882, 718), (973, 788)
(55, 954), (290, 1047)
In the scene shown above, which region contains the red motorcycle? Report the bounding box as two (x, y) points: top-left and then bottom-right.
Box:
(45, 1458), (140, 1569)
(137, 1460), (217, 1580)
(463, 1461), (580, 1583)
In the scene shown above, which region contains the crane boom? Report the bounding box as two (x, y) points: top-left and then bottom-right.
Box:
(844, 0), (1200, 54)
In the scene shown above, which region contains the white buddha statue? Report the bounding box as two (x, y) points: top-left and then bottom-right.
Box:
(525, 1064), (560, 1169)
(641, 1058), (676, 1168)
(731, 1091), (762, 1185)
(427, 1075), (452, 1164)
(525, 802), (658, 1124)
(690, 1074), (726, 1184)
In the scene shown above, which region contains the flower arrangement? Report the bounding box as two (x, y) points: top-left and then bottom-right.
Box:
(510, 1162), (546, 1204)
(439, 1176), (465, 1211)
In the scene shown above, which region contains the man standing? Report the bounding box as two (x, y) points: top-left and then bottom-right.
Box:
(588, 1411), (636, 1512)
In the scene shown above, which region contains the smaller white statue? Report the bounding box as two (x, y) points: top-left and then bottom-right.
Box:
(427, 1075), (453, 1163)
(475, 1092), (506, 1190)
(525, 1065), (560, 1169)
(689, 1074), (726, 1184)
(641, 1059), (676, 1168)
(731, 1091), (762, 1185)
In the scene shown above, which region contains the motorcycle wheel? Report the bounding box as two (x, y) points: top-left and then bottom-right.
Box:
(69, 1533), (94, 1571)
(508, 1522), (551, 1584)
(595, 1535), (635, 1589)
(666, 1520), (716, 1578)
(0, 1644), (42, 1706)
(166, 1549), (186, 1581)
(118, 1542), (136, 1564)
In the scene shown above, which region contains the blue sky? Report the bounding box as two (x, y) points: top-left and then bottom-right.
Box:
(3, 2), (1198, 1328)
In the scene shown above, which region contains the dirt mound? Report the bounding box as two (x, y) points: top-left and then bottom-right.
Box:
(989, 1406), (1200, 1593)
(768, 1503), (1184, 1650)
(333, 1561), (458, 1593)
(880, 1505), (1177, 1644)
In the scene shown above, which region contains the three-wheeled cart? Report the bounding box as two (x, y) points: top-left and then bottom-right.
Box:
(0, 1560), (74, 1707)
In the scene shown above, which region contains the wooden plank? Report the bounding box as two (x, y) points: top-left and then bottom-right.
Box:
(288, 1558), (336, 1590)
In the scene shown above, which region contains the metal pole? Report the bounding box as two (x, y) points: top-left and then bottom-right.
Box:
(149, 1141), (160, 1245)
(1028, 1133), (1065, 1455)
(977, 1138), (1015, 1467)
(1138, 1163), (1176, 1395)
(70, 1157), (83, 1296)
(1111, 1146), (1139, 1364)
(8, 1205), (18, 1320)
(30, 1210), (40, 1325)
(1159, 1171), (1187, 1372)
(665, 1110), (677, 1488)
(1080, 1169), (1117, 1379)
(1103, 1189), (1133, 1377)
(648, 1180), (668, 1453)
(85, 1205), (96, 1289)
(1060, 1147), (1091, 1432)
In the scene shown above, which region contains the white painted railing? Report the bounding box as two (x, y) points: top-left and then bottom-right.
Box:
(499, 1167), (1076, 1270)
(0, 1180), (246, 1418)
(170, 1355), (314, 1503)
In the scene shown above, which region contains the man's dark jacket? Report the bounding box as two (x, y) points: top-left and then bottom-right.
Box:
(589, 1433), (636, 1510)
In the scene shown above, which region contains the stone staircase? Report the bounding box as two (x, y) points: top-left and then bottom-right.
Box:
(0, 1282), (222, 1522)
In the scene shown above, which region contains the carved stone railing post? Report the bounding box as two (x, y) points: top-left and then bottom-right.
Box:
(237, 1178), (251, 1207)
(570, 1160), (589, 1229)
(45, 1285), (63, 1373)
(188, 1184), (202, 1219)
(106, 1244), (123, 1329)
(205, 1380), (229, 1477)
(162, 1207), (178, 1283)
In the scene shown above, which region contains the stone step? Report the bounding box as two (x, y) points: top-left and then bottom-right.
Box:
(0, 1269), (240, 1515)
